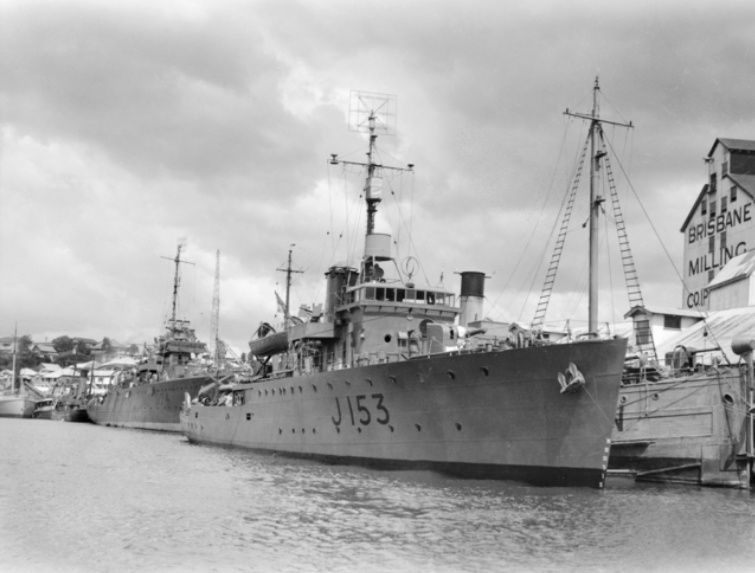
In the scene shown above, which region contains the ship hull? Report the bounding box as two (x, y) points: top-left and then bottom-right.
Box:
(182, 338), (626, 488)
(610, 369), (751, 488)
(88, 375), (213, 432)
(51, 405), (91, 423)
(0, 395), (36, 418)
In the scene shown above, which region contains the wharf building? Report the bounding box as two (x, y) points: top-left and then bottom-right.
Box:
(680, 138), (755, 310)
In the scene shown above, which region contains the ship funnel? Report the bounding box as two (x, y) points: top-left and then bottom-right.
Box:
(325, 265), (358, 319)
(459, 271), (486, 327)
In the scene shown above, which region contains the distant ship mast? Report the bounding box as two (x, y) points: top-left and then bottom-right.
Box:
(210, 249), (221, 365)
(276, 245), (303, 327)
(161, 239), (194, 328)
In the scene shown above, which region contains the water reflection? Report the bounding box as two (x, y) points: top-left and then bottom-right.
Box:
(1, 419), (753, 573)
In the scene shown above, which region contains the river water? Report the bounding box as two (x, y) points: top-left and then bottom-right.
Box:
(1, 418), (752, 573)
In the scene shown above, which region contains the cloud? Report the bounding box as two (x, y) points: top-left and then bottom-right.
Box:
(2, 0), (755, 349)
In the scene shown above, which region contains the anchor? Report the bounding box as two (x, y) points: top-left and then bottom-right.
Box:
(558, 363), (585, 394)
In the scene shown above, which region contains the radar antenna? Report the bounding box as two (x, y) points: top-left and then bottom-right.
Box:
(349, 91), (397, 136)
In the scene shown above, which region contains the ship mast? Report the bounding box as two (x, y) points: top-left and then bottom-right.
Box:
(211, 249), (221, 366)
(277, 245), (302, 326)
(11, 323), (17, 394)
(329, 91), (413, 276)
(161, 240), (194, 327)
(564, 77), (633, 333)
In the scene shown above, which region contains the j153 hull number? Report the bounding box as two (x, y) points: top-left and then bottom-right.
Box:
(332, 394), (390, 427)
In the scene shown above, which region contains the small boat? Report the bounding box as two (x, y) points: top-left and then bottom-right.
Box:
(0, 327), (37, 418)
(32, 398), (54, 419)
(181, 92), (627, 489)
(0, 394), (36, 418)
(87, 243), (215, 432)
(49, 374), (92, 423)
(22, 380), (55, 419)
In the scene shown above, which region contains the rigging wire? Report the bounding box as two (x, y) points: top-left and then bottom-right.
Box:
(515, 120), (590, 323)
(496, 117), (576, 322)
(601, 135), (729, 362)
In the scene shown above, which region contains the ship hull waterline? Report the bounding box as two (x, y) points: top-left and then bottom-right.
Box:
(182, 338), (627, 488)
(88, 375), (213, 432)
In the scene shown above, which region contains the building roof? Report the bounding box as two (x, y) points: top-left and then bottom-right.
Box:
(680, 184), (709, 233)
(656, 306), (755, 363)
(32, 342), (58, 353)
(624, 305), (705, 319)
(706, 249), (755, 290)
(708, 138), (755, 157)
(727, 172), (755, 196)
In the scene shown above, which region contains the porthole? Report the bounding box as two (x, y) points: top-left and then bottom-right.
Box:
(415, 424), (422, 432)
(389, 376), (397, 384)
(455, 422), (462, 431)
(652, 393), (660, 401)
(246, 413), (252, 421)
(722, 393), (735, 406)
(620, 396), (627, 404)
(480, 367), (490, 376)
(366, 378), (373, 386)
(327, 383), (333, 390)
(389, 425), (394, 432)
(358, 427), (362, 433)
(447, 371), (456, 380)
(384, 334), (392, 343)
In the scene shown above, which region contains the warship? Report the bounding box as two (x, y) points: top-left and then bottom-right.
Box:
(88, 244), (214, 431)
(181, 92), (627, 488)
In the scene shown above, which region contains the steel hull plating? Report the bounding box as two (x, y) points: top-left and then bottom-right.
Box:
(88, 376), (213, 432)
(182, 338), (626, 488)
(610, 370), (751, 487)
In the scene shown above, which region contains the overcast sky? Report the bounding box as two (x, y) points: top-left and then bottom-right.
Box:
(2, 0), (754, 353)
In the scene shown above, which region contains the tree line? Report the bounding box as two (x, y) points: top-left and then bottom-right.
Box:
(1, 335), (140, 370)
